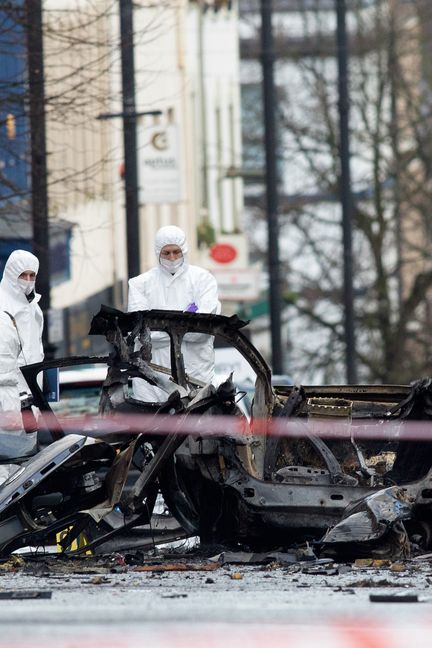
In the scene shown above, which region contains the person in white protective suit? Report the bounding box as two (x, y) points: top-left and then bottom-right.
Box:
(0, 311), (38, 483)
(0, 311), (23, 430)
(128, 225), (221, 402)
(0, 250), (44, 396)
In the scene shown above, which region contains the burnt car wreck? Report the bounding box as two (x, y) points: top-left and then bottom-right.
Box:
(0, 306), (431, 561)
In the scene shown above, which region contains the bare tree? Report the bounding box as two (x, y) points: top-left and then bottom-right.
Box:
(242, 0), (432, 383)
(0, 0), (175, 238)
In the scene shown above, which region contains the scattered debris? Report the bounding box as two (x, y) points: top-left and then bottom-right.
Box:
(301, 566), (338, 576)
(87, 575), (111, 585)
(230, 572), (243, 580)
(0, 556), (25, 572)
(390, 562), (406, 572)
(0, 590), (52, 599)
(369, 593), (418, 603)
(345, 579), (413, 588)
(133, 562), (219, 572)
(354, 559), (391, 568)
(211, 551), (307, 565)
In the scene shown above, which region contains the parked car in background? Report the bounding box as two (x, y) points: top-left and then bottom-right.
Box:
(49, 364), (108, 418)
(51, 351), (261, 421)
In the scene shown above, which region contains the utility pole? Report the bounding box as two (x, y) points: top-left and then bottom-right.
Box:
(101, 0), (161, 281)
(119, 0), (140, 280)
(260, 0), (283, 374)
(25, 0), (52, 354)
(336, 0), (357, 384)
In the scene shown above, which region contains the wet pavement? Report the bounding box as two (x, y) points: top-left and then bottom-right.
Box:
(0, 550), (432, 647)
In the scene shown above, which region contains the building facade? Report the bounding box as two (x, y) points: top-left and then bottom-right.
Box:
(0, 0), (248, 356)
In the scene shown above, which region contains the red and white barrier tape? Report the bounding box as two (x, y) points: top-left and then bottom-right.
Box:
(14, 409), (432, 442)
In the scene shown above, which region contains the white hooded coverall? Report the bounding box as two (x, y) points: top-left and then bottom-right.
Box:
(0, 310), (37, 466)
(0, 311), (23, 427)
(128, 226), (221, 402)
(0, 250), (44, 395)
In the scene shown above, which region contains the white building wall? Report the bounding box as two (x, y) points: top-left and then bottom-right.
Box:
(199, 6), (244, 235)
(129, 0), (246, 271)
(131, 1), (198, 267)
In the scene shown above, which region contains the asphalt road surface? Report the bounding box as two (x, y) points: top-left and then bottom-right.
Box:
(0, 549), (431, 647)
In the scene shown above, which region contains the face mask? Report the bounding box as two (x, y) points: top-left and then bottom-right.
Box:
(160, 258), (184, 274)
(17, 279), (35, 295)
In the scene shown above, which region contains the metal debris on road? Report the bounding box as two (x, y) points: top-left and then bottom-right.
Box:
(0, 590), (52, 599)
(369, 593), (419, 603)
(133, 562), (220, 572)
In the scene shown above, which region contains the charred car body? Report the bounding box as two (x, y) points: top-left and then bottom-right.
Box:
(0, 306), (431, 560)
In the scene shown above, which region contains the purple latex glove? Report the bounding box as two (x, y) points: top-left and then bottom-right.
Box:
(185, 302), (198, 313)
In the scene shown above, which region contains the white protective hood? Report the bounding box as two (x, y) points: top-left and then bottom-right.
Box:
(1, 250), (39, 300)
(154, 225), (188, 259)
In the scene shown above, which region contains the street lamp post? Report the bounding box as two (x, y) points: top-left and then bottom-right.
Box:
(336, 0), (358, 384)
(260, 0), (283, 374)
(119, 0), (140, 280)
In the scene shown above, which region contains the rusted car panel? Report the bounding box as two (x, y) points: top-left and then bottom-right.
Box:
(0, 306), (431, 559)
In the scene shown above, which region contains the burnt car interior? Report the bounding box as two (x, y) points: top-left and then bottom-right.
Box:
(0, 305), (431, 561)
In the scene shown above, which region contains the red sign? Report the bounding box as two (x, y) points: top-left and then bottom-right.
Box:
(209, 243), (237, 264)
